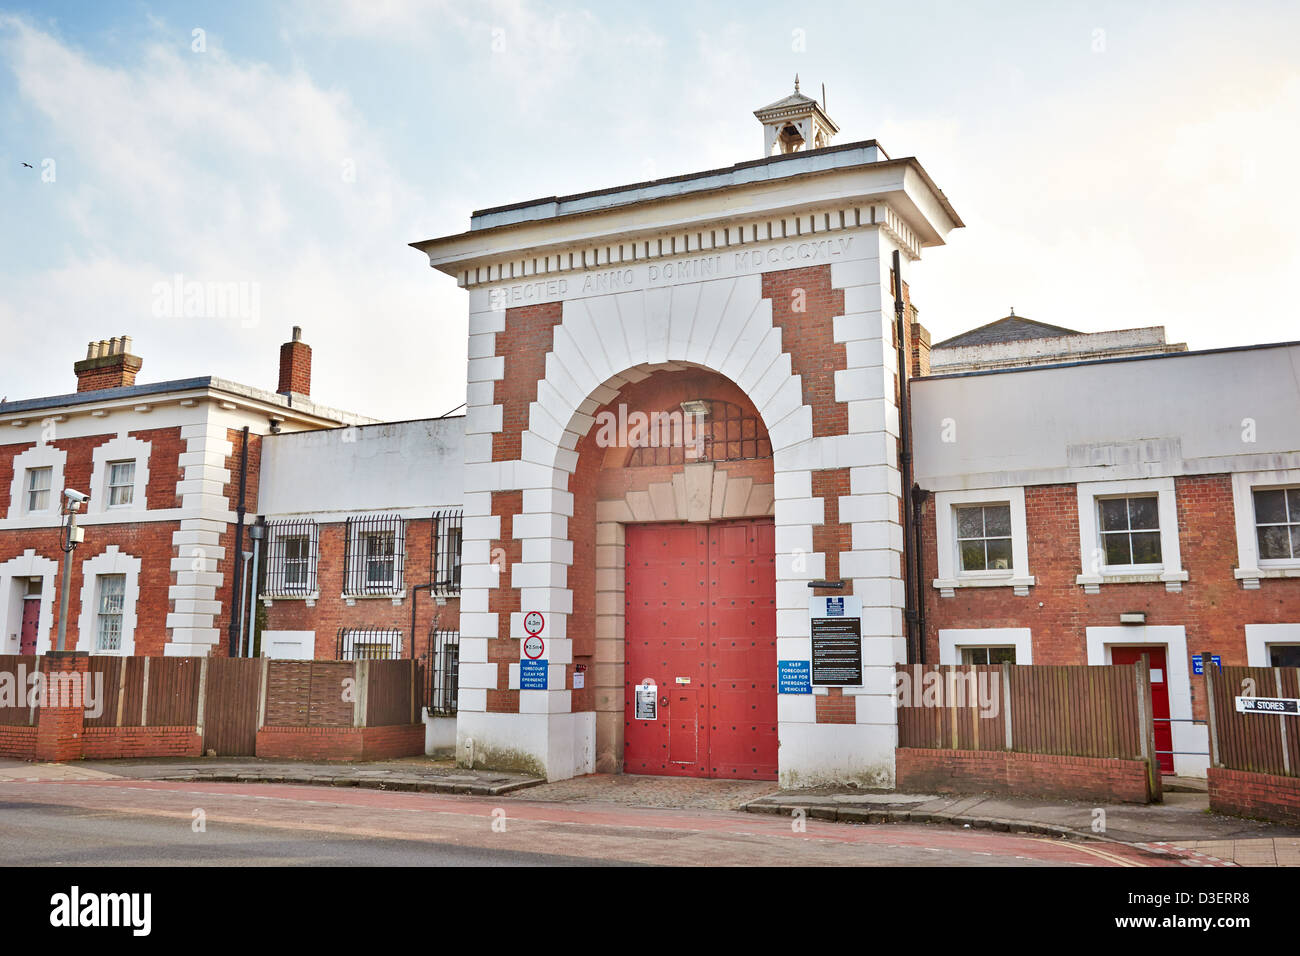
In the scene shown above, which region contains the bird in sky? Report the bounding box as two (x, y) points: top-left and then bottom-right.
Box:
(21, 162), (33, 168)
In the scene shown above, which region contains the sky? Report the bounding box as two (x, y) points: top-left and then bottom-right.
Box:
(1, 0), (1298, 421)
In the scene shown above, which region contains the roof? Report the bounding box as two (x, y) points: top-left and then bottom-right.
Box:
(0, 375), (374, 426)
(754, 90), (823, 114)
(932, 315), (1080, 349)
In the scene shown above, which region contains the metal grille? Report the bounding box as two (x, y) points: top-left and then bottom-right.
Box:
(264, 519), (319, 596)
(336, 627), (403, 660)
(343, 514), (405, 596)
(626, 399), (771, 466)
(424, 629), (459, 716)
(432, 508), (463, 594)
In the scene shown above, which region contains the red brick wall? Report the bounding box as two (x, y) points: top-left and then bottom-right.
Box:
(763, 265), (848, 439)
(493, 301), (563, 463)
(896, 747), (1156, 804)
(81, 726), (202, 759)
(255, 723), (424, 761)
(260, 517), (457, 660)
(487, 491), (522, 713)
(0, 725), (36, 759)
(130, 426), (184, 510)
(920, 475), (1300, 720)
(1208, 767), (1300, 825)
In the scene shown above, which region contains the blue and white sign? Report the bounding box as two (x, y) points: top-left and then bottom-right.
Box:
(778, 660), (812, 695)
(520, 658), (548, 690)
(808, 595), (862, 620)
(1192, 655), (1221, 675)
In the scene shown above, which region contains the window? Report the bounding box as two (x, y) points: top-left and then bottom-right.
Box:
(344, 514), (404, 596)
(932, 489), (1035, 597)
(1098, 496), (1162, 567)
(336, 627), (402, 660)
(956, 505), (1012, 572)
(434, 509), (464, 593)
(283, 536), (311, 587)
(107, 460), (136, 507)
(1270, 646), (1300, 668)
(25, 467), (51, 512)
(95, 575), (126, 652)
(365, 532), (396, 585)
(1254, 488), (1300, 562)
(265, 519), (318, 597)
(961, 646), (1017, 666)
(625, 399), (772, 466)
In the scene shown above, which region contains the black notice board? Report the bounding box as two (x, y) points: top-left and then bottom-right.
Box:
(811, 616), (863, 685)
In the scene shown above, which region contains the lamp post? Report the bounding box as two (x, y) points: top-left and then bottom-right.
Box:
(54, 489), (89, 653)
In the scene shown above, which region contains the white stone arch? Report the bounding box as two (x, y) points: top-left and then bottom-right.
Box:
(75, 545), (142, 655)
(458, 254), (906, 784)
(0, 550), (59, 655)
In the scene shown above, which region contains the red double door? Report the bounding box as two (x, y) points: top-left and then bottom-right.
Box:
(623, 519), (777, 779)
(1111, 646), (1174, 774)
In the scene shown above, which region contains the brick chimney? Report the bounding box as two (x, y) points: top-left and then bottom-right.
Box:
(910, 320), (932, 378)
(277, 326), (311, 398)
(74, 336), (143, 392)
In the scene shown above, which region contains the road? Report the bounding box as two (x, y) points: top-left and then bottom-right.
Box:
(0, 776), (1184, 867)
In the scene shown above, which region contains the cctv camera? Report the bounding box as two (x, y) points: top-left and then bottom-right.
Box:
(63, 489), (89, 504)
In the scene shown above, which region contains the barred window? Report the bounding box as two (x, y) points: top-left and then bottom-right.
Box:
(344, 514), (405, 595)
(337, 627), (402, 660)
(433, 509), (463, 593)
(626, 399), (771, 466)
(265, 519), (319, 596)
(424, 629), (459, 716)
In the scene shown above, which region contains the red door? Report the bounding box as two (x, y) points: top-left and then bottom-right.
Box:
(624, 519), (776, 779)
(1111, 646), (1173, 774)
(19, 598), (40, 655)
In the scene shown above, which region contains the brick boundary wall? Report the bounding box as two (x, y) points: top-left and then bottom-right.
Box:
(896, 747), (1157, 804)
(1208, 767), (1300, 826)
(81, 727), (203, 759)
(0, 726), (36, 760)
(255, 724), (425, 761)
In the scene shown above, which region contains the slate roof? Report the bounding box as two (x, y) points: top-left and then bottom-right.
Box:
(932, 316), (1080, 349)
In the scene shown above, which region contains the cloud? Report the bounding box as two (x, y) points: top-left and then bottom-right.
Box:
(0, 13), (463, 420)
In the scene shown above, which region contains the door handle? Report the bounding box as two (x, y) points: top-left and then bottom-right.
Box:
(660, 696), (669, 707)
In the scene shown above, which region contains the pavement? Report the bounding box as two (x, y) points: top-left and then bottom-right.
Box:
(5, 758), (1299, 865)
(40, 755), (543, 796)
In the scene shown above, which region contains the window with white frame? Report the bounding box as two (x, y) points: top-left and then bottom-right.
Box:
(956, 504), (1012, 572)
(106, 460), (136, 507)
(1253, 487), (1300, 563)
(1075, 478), (1186, 592)
(932, 488), (1035, 597)
(95, 575), (126, 652)
(25, 467), (51, 513)
(1098, 495), (1162, 568)
(961, 646), (1018, 665)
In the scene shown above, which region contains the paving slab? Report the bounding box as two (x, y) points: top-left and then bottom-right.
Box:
(67, 756), (544, 796)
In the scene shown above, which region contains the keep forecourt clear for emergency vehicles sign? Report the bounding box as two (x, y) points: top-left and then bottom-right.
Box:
(809, 596), (863, 686)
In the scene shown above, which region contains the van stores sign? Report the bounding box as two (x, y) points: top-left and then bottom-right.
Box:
(486, 236), (857, 309)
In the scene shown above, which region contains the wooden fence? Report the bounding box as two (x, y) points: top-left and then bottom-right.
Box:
(1206, 665), (1300, 777)
(0, 655), (423, 753)
(897, 662), (1155, 761)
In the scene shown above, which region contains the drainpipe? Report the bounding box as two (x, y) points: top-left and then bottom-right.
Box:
(227, 426), (249, 657)
(913, 488), (929, 665)
(893, 251), (918, 665)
